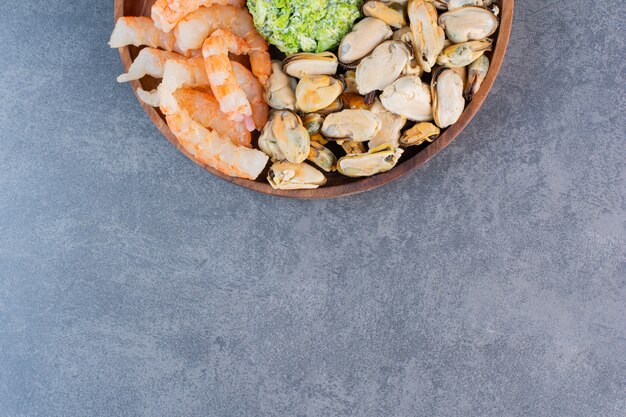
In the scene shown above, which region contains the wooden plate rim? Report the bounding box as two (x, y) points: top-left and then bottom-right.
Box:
(113, 0), (514, 199)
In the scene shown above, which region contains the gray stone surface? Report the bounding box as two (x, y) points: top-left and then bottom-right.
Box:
(0, 1), (625, 416)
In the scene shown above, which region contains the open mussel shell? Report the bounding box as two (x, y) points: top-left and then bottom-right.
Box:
(338, 17), (393, 64)
(337, 144), (404, 178)
(268, 162), (327, 190)
(380, 75), (433, 122)
(438, 6), (499, 43)
(363, 1), (407, 29)
(295, 75), (345, 113)
(321, 109), (383, 142)
(356, 40), (411, 94)
(308, 142), (338, 172)
(408, 0), (446, 73)
(283, 52), (339, 79)
(258, 110), (311, 163)
(436, 38), (493, 68)
(431, 67), (465, 129)
(465, 55), (489, 100)
(399, 122), (441, 147)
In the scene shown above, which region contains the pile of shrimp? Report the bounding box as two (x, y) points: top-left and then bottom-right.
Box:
(109, 0), (271, 180)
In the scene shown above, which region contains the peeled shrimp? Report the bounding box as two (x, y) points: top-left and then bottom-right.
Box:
(109, 16), (188, 55)
(231, 62), (269, 130)
(117, 48), (184, 83)
(166, 110), (268, 180)
(174, 5), (271, 84)
(151, 0), (245, 33)
(137, 57), (208, 115)
(173, 87), (251, 148)
(202, 30), (255, 131)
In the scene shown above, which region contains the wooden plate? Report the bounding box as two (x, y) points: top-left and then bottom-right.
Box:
(114, 0), (513, 199)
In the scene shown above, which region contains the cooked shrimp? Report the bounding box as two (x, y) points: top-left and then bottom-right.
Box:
(151, 0), (245, 33)
(174, 5), (271, 84)
(109, 16), (188, 55)
(202, 30), (255, 131)
(166, 110), (268, 180)
(138, 57), (209, 115)
(173, 87), (252, 148)
(117, 48), (184, 83)
(231, 62), (269, 130)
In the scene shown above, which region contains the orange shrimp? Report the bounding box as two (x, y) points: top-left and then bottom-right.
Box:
(231, 62), (269, 130)
(151, 0), (245, 33)
(173, 87), (252, 148)
(174, 5), (271, 84)
(202, 30), (255, 131)
(166, 110), (268, 180)
(109, 16), (188, 55)
(137, 57), (208, 115)
(117, 48), (184, 83)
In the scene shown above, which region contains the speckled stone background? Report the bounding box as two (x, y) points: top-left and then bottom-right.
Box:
(1, 1), (625, 416)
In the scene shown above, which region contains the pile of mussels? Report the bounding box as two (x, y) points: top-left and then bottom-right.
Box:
(262, 0), (500, 190)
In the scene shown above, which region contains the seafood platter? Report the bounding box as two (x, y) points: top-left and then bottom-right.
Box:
(111, 0), (513, 198)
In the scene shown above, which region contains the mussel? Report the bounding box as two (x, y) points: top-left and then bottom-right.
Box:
(308, 142), (338, 172)
(268, 162), (327, 190)
(392, 26), (424, 76)
(258, 110), (311, 163)
(399, 122), (441, 147)
(431, 67), (465, 128)
(465, 55), (489, 100)
(337, 144), (404, 177)
(438, 6), (499, 43)
(321, 109), (383, 142)
(264, 60), (297, 111)
(408, 0), (445, 73)
(380, 75), (433, 121)
(338, 17), (393, 64)
(283, 52), (339, 78)
(302, 113), (324, 135)
(436, 39), (493, 68)
(363, 1), (407, 29)
(369, 100), (407, 149)
(295, 75), (344, 113)
(356, 40), (411, 94)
